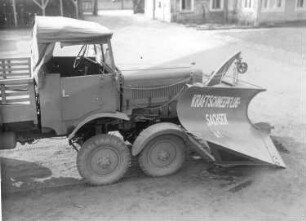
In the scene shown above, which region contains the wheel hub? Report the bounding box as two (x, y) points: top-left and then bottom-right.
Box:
(149, 141), (177, 167)
(97, 156), (112, 169)
(158, 151), (170, 161)
(90, 148), (119, 175)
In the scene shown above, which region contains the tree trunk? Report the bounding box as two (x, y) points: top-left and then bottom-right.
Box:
(93, 0), (98, 16)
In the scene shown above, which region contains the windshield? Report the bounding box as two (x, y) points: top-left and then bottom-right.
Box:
(53, 43), (112, 65)
(52, 42), (114, 73)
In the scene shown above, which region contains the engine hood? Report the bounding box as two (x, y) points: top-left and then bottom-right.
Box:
(121, 66), (203, 88)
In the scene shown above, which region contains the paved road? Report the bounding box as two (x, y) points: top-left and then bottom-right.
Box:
(1, 10), (306, 221)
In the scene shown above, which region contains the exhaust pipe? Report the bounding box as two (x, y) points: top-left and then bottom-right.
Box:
(0, 132), (17, 150)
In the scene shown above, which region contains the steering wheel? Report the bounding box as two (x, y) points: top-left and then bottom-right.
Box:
(73, 45), (87, 70)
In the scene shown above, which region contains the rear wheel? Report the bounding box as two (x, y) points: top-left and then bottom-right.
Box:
(77, 134), (131, 185)
(138, 134), (185, 177)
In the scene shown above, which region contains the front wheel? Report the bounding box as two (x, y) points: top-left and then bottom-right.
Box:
(138, 134), (186, 177)
(77, 134), (131, 185)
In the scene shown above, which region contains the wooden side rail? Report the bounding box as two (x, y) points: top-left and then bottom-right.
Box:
(0, 57), (31, 79)
(0, 78), (34, 105)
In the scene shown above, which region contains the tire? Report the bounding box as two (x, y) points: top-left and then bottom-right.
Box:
(77, 134), (131, 185)
(138, 134), (186, 177)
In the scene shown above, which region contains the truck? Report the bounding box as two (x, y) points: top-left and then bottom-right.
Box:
(0, 16), (285, 185)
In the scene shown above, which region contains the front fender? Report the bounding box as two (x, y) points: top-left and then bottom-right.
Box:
(68, 112), (129, 140)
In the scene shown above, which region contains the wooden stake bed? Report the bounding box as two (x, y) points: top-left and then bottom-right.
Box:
(0, 58), (37, 124)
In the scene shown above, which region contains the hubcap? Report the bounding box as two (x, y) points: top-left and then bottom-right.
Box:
(89, 147), (119, 176)
(149, 140), (177, 167)
(158, 150), (170, 161)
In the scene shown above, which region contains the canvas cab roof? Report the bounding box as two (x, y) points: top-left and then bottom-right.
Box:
(33, 16), (113, 44)
(31, 16), (113, 87)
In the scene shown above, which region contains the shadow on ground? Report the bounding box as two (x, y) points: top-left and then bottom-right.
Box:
(1, 157), (81, 194)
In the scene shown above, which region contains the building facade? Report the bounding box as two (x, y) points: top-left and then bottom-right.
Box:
(145, 0), (306, 25)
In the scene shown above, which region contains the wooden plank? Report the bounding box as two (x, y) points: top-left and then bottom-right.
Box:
(0, 57), (30, 61)
(0, 72), (30, 75)
(3, 91), (29, 97)
(0, 76), (30, 79)
(0, 73), (31, 77)
(4, 86), (29, 90)
(0, 70), (30, 74)
(0, 67), (30, 72)
(0, 98), (31, 104)
(5, 84), (29, 88)
(0, 93), (29, 97)
(0, 74), (30, 78)
(4, 94), (29, 98)
(2, 77), (30, 81)
(1, 98), (30, 103)
(0, 78), (33, 85)
(0, 62), (29, 66)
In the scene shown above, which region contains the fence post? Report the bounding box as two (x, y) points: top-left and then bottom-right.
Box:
(1, 84), (6, 104)
(1, 60), (7, 79)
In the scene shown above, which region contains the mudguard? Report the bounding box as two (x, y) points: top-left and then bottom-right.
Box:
(68, 112), (129, 140)
(177, 85), (285, 168)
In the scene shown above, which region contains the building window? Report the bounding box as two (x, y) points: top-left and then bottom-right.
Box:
(210, 0), (224, 11)
(181, 0), (193, 11)
(244, 0), (253, 9)
(262, 0), (285, 11)
(296, 0), (306, 10)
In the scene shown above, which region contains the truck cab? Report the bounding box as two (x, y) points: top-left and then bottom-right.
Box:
(31, 16), (123, 137)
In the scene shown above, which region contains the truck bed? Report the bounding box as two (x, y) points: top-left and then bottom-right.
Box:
(0, 58), (37, 124)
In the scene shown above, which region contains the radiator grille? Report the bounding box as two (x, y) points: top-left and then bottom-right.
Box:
(128, 81), (188, 100)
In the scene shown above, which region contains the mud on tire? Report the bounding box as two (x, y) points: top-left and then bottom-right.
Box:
(77, 134), (131, 185)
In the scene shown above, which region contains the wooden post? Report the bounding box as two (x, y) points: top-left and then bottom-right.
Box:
(7, 60), (11, 77)
(1, 85), (7, 104)
(27, 58), (31, 77)
(1, 60), (7, 79)
(59, 0), (64, 16)
(12, 0), (18, 27)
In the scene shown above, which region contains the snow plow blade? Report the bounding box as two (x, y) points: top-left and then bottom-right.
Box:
(177, 85), (285, 168)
